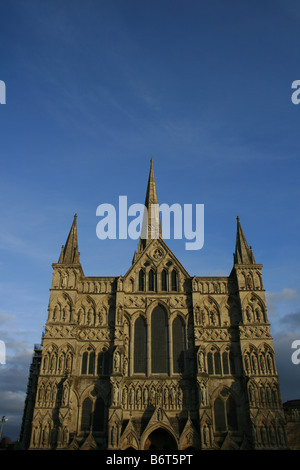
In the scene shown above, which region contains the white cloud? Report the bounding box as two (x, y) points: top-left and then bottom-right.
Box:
(0, 345), (33, 440)
(265, 288), (300, 323)
(266, 288), (299, 304)
(0, 230), (52, 263)
(0, 312), (17, 327)
(273, 333), (300, 402)
(1, 391), (26, 412)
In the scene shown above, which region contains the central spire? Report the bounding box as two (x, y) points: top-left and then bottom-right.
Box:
(234, 216), (255, 265)
(137, 158), (162, 252)
(58, 214), (80, 264)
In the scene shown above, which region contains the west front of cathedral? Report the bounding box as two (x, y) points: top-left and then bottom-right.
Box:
(20, 160), (289, 450)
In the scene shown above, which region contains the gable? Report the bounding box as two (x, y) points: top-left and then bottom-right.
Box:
(123, 238), (190, 291)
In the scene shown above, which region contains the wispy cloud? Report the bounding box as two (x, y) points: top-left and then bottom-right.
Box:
(265, 288), (300, 402)
(0, 342), (34, 440)
(266, 288), (299, 318)
(266, 287), (299, 304)
(0, 230), (52, 263)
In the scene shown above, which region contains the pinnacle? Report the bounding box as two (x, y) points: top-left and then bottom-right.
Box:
(137, 159), (162, 252)
(58, 214), (80, 264)
(234, 217), (255, 265)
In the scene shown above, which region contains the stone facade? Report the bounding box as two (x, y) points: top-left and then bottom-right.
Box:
(283, 400), (300, 450)
(20, 160), (288, 450)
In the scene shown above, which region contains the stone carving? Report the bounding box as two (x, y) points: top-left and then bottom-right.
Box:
(120, 380), (195, 411)
(152, 248), (164, 260)
(124, 296), (146, 308)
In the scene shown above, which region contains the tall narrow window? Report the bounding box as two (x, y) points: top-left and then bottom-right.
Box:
(93, 396), (105, 432)
(229, 352), (236, 375)
(88, 351), (95, 375)
(81, 397), (92, 432)
(222, 351), (229, 375)
(207, 352), (213, 374)
(151, 305), (168, 373)
(97, 350), (110, 376)
(207, 347), (221, 375)
(214, 351), (221, 375)
(81, 348), (95, 375)
(139, 269), (145, 291)
(172, 316), (185, 373)
(214, 397), (226, 431)
(81, 352), (88, 374)
(97, 352), (104, 375)
(103, 350), (110, 375)
(161, 270), (167, 291)
(213, 391), (238, 432)
(149, 269), (155, 291)
(222, 349), (235, 375)
(226, 396), (238, 431)
(134, 316), (147, 373)
(171, 269), (178, 291)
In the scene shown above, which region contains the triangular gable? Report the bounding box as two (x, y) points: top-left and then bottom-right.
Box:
(120, 419), (139, 450)
(220, 431), (240, 450)
(179, 415), (200, 449)
(124, 237), (190, 281)
(80, 432), (98, 450)
(141, 406), (178, 439)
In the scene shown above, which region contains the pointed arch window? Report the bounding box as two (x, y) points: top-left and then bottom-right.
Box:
(207, 351), (213, 374)
(88, 351), (95, 375)
(161, 269), (167, 291)
(134, 316), (147, 373)
(171, 269), (178, 291)
(139, 269), (145, 291)
(151, 305), (169, 373)
(81, 352), (88, 374)
(148, 269), (155, 292)
(172, 316), (185, 373)
(214, 397), (226, 431)
(81, 395), (106, 434)
(213, 390), (238, 432)
(97, 350), (110, 376)
(207, 347), (221, 375)
(222, 349), (236, 375)
(222, 351), (229, 375)
(214, 351), (221, 374)
(93, 396), (105, 432)
(226, 396), (238, 430)
(81, 397), (92, 432)
(81, 348), (95, 375)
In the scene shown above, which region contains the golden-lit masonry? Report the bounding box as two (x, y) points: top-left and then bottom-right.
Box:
(20, 160), (288, 450)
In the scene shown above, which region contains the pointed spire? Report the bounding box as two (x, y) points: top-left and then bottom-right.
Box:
(234, 216), (256, 265)
(58, 214), (80, 264)
(138, 158), (162, 252)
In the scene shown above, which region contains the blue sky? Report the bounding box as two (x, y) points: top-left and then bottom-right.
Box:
(1, 0), (300, 440)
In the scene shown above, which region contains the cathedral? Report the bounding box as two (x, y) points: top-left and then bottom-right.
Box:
(20, 160), (288, 450)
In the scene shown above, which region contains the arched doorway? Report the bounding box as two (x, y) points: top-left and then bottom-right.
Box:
(144, 428), (177, 451)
